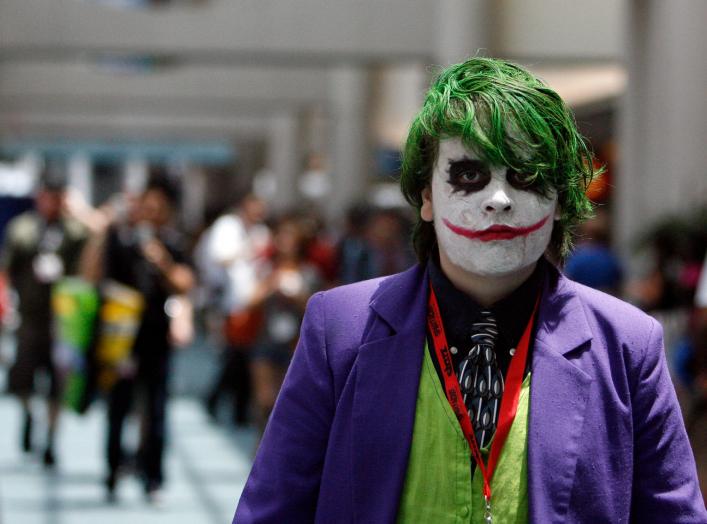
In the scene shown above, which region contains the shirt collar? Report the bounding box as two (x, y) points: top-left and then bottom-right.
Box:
(428, 253), (546, 352)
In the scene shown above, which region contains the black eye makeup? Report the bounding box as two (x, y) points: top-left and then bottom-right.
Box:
(446, 159), (491, 193)
(506, 169), (544, 193)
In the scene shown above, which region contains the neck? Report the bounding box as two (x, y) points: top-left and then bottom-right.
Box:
(438, 250), (537, 307)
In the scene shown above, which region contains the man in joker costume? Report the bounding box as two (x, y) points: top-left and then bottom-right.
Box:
(234, 58), (707, 522)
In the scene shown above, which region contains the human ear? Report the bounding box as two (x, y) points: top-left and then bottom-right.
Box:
(420, 186), (433, 222)
(554, 202), (562, 221)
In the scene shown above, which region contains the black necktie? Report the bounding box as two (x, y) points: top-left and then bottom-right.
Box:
(457, 310), (503, 449)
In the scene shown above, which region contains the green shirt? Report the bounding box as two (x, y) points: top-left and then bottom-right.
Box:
(397, 344), (530, 523)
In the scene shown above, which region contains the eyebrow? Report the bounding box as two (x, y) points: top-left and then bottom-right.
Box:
(446, 158), (489, 173)
(446, 157), (487, 167)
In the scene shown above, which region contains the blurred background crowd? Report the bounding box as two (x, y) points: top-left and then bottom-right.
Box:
(0, 1), (705, 523)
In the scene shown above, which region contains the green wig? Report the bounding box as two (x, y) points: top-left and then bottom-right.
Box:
(400, 57), (598, 262)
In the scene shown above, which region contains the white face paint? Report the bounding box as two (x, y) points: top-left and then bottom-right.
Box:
(421, 137), (558, 277)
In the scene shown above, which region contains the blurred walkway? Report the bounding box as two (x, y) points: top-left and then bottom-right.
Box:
(0, 393), (256, 524)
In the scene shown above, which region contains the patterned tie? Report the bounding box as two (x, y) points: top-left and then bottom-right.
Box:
(457, 310), (503, 449)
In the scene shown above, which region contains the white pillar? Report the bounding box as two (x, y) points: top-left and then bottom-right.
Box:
(436, 0), (493, 66)
(235, 139), (265, 196)
(266, 112), (300, 211)
(67, 153), (93, 204)
(302, 106), (329, 158)
(616, 0), (707, 262)
(123, 156), (148, 195)
(181, 164), (207, 233)
(327, 65), (370, 219)
(371, 64), (427, 149)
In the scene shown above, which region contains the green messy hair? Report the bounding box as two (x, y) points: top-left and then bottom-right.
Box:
(400, 57), (598, 263)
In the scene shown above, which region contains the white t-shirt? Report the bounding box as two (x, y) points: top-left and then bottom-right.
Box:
(208, 213), (270, 312)
(695, 252), (707, 308)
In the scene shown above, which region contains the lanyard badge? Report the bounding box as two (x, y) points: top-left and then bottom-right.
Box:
(427, 284), (540, 522)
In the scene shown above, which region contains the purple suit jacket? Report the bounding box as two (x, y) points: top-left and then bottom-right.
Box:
(235, 264), (707, 523)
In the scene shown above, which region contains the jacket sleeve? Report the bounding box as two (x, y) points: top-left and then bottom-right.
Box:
(234, 291), (334, 523)
(630, 319), (707, 523)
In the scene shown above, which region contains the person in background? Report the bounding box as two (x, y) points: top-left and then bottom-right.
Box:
(82, 174), (194, 503)
(249, 213), (322, 433)
(0, 168), (86, 467)
(564, 208), (623, 295)
(682, 253), (707, 419)
(695, 251), (707, 317)
(365, 207), (416, 278)
(336, 203), (376, 285)
(300, 211), (338, 287)
(680, 250), (707, 502)
(203, 193), (270, 426)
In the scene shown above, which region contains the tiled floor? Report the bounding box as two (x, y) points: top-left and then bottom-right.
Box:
(0, 395), (257, 524)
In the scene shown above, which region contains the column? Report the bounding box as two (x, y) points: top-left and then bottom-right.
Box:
(327, 65), (370, 219)
(436, 0), (493, 66)
(234, 139), (265, 197)
(181, 164), (207, 233)
(616, 0), (707, 262)
(123, 156), (148, 194)
(265, 112), (300, 211)
(371, 64), (427, 149)
(67, 153), (93, 204)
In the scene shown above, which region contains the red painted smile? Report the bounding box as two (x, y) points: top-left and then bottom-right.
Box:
(443, 215), (550, 242)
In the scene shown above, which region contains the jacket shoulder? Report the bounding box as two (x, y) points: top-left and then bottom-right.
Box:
(313, 276), (388, 347)
(568, 277), (656, 335)
(315, 264), (424, 338)
(318, 276), (387, 314)
(297, 276), (389, 399)
(563, 276), (661, 376)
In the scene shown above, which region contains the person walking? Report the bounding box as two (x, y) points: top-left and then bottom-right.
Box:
(82, 175), (194, 502)
(203, 194), (270, 426)
(1, 170), (86, 467)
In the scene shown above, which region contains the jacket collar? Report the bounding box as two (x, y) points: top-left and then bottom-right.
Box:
(535, 266), (593, 355)
(368, 263), (428, 333)
(368, 261), (593, 357)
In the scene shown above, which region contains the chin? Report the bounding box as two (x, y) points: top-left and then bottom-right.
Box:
(443, 240), (541, 278)
(460, 257), (534, 278)
(437, 222), (552, 279)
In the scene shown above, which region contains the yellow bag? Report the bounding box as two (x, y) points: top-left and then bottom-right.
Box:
(95, 280), (145, 391)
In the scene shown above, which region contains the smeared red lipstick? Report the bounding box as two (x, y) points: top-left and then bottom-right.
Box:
(443, 215), (550, 241)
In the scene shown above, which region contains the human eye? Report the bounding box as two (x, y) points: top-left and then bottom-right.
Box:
(447, 160), (490, 193)
(506, 169), (541, 191)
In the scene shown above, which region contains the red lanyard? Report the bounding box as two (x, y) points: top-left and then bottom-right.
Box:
(427, 283), (540, 507)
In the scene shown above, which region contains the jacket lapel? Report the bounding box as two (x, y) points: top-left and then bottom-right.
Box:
(528, 271), (594, 523)
(351, 265), (429, 524)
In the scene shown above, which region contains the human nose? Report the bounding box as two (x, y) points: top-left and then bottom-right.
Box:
(481, 182), (513, 213)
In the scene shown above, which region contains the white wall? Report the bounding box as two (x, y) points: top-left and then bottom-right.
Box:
(496, 0), (627, 60)
(616, 0), (707, 256)
(0, 0), (435, 59)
